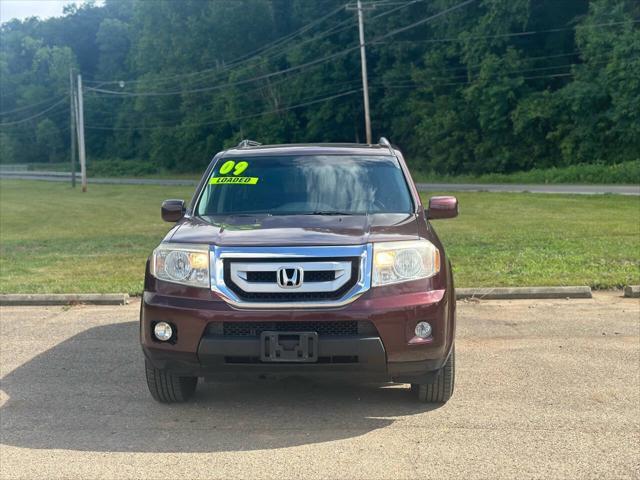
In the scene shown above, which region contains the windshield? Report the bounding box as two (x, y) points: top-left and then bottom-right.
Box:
(195, 155), (414, 216)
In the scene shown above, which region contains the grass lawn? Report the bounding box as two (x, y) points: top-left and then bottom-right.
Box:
(412, 160), (640, 185)
(0, 179), (638, 294)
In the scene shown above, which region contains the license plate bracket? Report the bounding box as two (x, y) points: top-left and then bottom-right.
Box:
(260, 331), (319, 362)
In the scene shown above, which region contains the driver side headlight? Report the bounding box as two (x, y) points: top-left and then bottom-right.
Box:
(372, 240), (440, 287)
(151, 243), (210, 288)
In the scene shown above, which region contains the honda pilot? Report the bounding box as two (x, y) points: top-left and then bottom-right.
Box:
(141, 138), (458, 403)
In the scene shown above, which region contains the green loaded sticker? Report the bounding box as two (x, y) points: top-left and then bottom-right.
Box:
(210, 176), (258, 185)
(209, 160), (259, 185)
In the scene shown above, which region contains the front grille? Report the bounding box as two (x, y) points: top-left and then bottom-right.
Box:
(246, 270), (336, 283)
(245, 271), (275, 283)
(224, 257), (359, 302)
(222, 321), (359, 337)
(211, 245), (371, 308)
(226, 290), (350, 302)
(224, 355), (359, 364)
(206, 320), (378, 337)
(305, 270), (336, 282)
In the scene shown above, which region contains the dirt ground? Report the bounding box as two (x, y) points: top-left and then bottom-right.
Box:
(1, 292), (638, 479)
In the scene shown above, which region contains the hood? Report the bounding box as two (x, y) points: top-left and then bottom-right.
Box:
(168, 213), (421, 246)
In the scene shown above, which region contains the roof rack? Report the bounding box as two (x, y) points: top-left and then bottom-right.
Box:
(237, 139), (262, 148)
(378, 137), (393, 154)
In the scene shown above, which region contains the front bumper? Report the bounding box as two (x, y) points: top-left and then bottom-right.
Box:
(141, 279), (455, 383)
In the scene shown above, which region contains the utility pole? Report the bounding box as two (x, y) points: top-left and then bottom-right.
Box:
(76, 74), (87, 192)
(69, 69), (77, 188)
(356, 0), (372, 144)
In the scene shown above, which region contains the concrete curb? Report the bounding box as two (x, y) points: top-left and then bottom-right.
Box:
(624, 286), (640, 298)
(0, 294), (129, 306)
(456, 286), (592, 300)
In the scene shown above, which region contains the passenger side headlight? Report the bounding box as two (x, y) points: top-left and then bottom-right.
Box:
(372, 240), (440, 287)
(152, 243), (210, 288)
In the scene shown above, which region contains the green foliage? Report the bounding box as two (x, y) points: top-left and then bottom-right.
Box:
(1, 0), (639, 178)
(0, 133), (16, 163)
(413, 160), (640, 184)
(35, 118), (63, 162)
(87, 158), (159, 176)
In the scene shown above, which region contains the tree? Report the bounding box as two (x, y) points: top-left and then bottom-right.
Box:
(0, 133), (16, 164)
(1, 0), (638, 174)
(36, 119), (63, 163)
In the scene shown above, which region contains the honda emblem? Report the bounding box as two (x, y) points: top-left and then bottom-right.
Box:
(277, 267), (304, 289)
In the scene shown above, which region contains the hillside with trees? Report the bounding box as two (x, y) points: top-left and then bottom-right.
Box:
(1, 0), (638, 176)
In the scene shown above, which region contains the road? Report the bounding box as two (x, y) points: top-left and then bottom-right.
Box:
(2, 171), (639, 194)
(0, 171), (197, 186)
(0, 293), (638, 479)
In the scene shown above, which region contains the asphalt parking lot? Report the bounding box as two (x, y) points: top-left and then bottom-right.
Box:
(0, 292), (638, 479)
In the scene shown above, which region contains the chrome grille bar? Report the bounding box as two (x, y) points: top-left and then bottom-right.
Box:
(210, 245), (372, 309)
(230, 261), (351, 293)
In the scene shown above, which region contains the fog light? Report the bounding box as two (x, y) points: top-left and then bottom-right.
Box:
(415, 321), (432, 339)
(154, 322), (173, 341)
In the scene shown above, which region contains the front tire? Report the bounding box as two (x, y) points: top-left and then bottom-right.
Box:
(412, 346), (455, 403)
(145, 359), (198, 403)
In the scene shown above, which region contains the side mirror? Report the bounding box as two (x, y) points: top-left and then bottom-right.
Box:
(161, 199), (186, 222)
(426, 196), (458, 219)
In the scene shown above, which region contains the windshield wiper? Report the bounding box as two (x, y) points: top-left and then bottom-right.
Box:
(198, 213), (273, 219)
(305, 211), (354, 216)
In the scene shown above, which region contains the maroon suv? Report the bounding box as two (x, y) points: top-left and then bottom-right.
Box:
(141, 138), (458, 404)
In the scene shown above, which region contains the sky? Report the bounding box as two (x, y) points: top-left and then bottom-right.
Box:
(0, 0), (99, 23)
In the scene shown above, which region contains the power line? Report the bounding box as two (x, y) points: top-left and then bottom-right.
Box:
(74, 0), (481, 141)
(74, 0), (488, 139)
(88, 0), (478, 99)
(379, 55), (635, 86)
(348, 0), (440, 144)
(86, 0), (419, 92)
(0, 97), (68, 127)
(376, 73), (624, 108)
(84, 4), (351, 88)
(118, 15), (631, 97)
(84, 55), (579, 121)
(85, 80), (363, 128)
(220, 5), (351, 69)
(83, 16), (356, 97)
(368, 0), (424, 21)
(88, 46), (360, 97)
(177, 15), (357, 89)
(224, 5), (348, 57)
(85, 88), (361, 131)
(78, 53), (594, 122)
(375, 0), (478, 41)
(375, 50), (583, 74)
(373, 19), (640, 44)
(397, 61), (577, 83)
(83, 76), (362, 118)
(0, 104), (70, 124)
(376, 72), (575, 89)
(0, 95), (67, 116)
(447, 50), (583, 72)
(0, 123), (71, 140)
(352, 0), (427, 6)
(361, 1), (426, 6)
